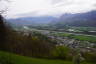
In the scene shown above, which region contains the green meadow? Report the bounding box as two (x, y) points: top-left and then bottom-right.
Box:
(0, 51), (92, 64)
(52, 32), (96, 43)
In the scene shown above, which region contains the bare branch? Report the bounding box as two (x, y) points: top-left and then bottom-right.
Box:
(0, 8), (8, 15)
(0, 0), (10, 15)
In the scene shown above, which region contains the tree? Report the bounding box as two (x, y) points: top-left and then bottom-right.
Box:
(0, 15), (7, 50)
(0, 0), (9, 50)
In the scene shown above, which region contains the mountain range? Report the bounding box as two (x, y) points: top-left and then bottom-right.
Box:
(52, 10), (96, 28)
(7, 10), (96, 27)
(7, 16), (57, 26)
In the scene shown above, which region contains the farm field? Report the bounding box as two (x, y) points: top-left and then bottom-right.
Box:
(52, 32), (96, 43)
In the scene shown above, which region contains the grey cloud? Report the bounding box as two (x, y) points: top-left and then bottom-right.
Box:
(93, 3), (96, 6)
(50, 0), (75, 7)
(50, 0), (64, 5)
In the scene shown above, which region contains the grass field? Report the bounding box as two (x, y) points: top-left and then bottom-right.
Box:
(71, 35), (96, 43)
(71, 27), (96, 31)
(52, 32), (96, 43)
(0, 51), (92, 64)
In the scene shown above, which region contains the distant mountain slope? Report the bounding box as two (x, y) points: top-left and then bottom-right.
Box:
(7, 16), (57, 26)
(52, 11), (96, 27)
(7, 11), (96, 27)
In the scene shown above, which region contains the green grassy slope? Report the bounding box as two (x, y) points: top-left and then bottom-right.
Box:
(0, 51), (92, 64)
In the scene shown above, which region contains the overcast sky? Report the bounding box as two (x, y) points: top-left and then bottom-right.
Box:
(6, 0), (96, 18)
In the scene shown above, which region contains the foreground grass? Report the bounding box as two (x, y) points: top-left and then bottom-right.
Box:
(0, 51), (93, 64)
